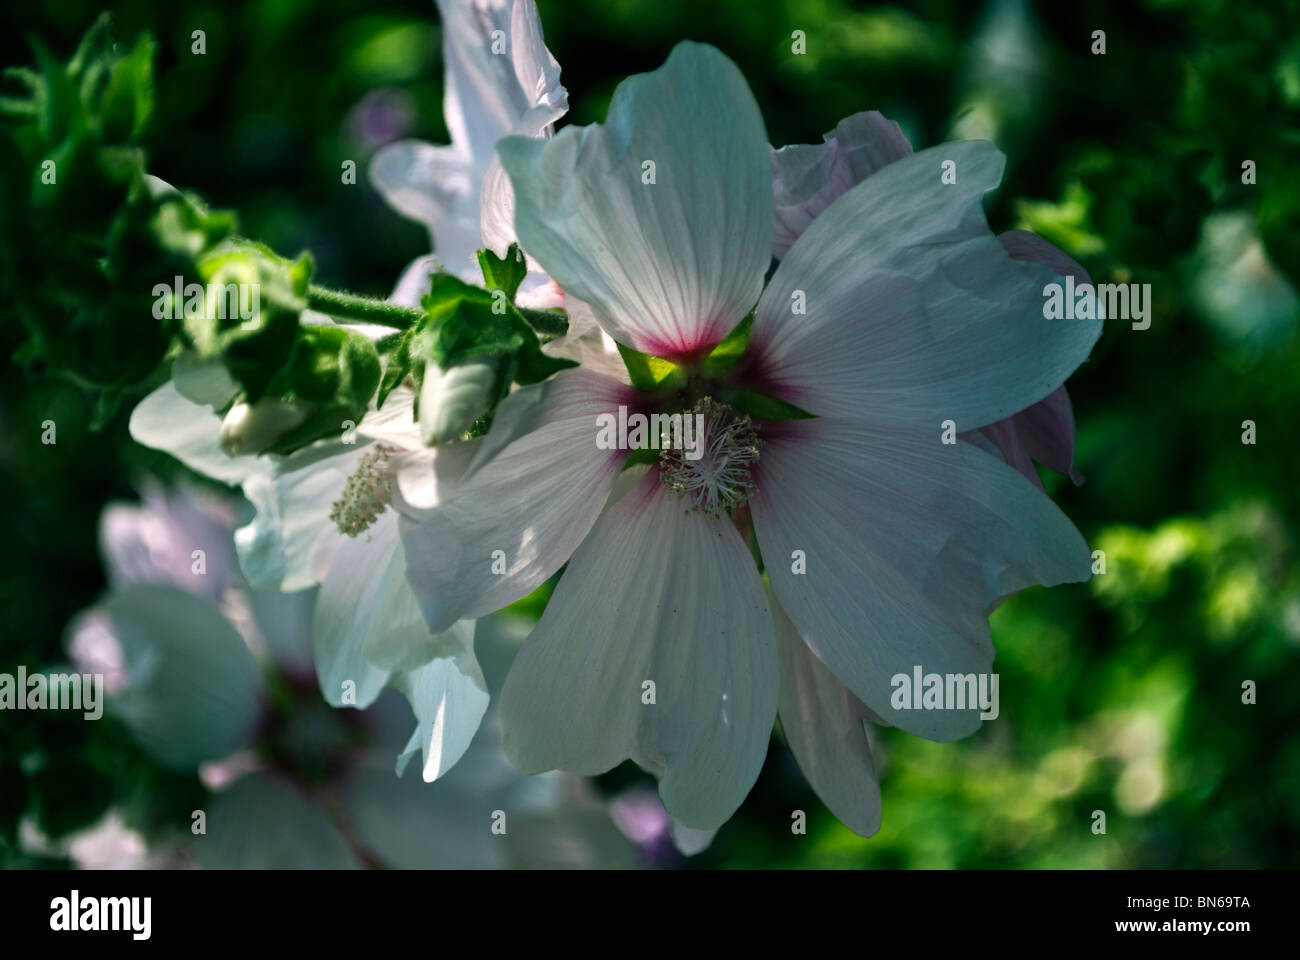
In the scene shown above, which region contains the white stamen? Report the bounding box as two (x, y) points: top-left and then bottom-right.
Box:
(659, 397), (761, 518)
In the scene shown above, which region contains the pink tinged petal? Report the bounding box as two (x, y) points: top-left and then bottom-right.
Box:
(65, 610), (129, 694)
(961, 415), (1044, 491)
(751, 418), (1091, 741)
(99, 484), (237, 598)
(750, 141), (1103, 430)
(402, 368), (631, 634)
(998, 228), (1092, 283)
(773, 597), (882, 837)
(1010, 386), (1085, 484)
(496, 42), (773, 360)
(498, 475), (779, 831)
(771, 110), (913, 259)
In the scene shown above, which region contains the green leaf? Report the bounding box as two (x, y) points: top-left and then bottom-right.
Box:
(415, 274), (521, 368)
(715, 387), (816, 422)
(477, 243), (527, 301)
(376, 325), (415, 408)
(702, 313), (754, 374)
(97, 35), (154, 142)
(616, 341), (686, 391)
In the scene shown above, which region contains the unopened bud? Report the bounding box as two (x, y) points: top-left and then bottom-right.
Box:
(418, 360), (498, 445)
(220, 397), (310, 456)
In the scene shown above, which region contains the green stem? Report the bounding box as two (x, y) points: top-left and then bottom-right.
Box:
(306, 284), (423, 329)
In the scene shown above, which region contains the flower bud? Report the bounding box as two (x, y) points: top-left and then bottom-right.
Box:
(418, 360), (499, 446)
(219, 396), (310, 456)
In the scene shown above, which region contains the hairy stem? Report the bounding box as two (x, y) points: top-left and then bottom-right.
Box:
(306, 284), (423, 329)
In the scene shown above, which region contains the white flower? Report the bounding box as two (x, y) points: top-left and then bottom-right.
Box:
(128, 361), (488, 782)
(401, 42), (1102, 832)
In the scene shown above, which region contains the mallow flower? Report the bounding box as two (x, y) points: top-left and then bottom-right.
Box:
(65, 483), (632, 868)
(401, 42), (1103, 832)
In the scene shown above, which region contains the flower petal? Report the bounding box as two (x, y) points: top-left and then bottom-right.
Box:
(773, 596), (881, 837)
(959, 231), (1090, 485)
(368, 140), (482, 280)
(479, 0), (568, 261)
(234, 440), (370, 591)
(751, 417), (1091, 741)
(497, 42), (771, 358)
(98, 584), (264, 769)
(402, 368), (630, 633)
(129, 381), (268, 487)
(499, 475), (778, 830)
(391, 638), (490, 782)
(750, 141), (1101, 430)
(1008, 385), (1084, 484)
(771, 110), (912, 258)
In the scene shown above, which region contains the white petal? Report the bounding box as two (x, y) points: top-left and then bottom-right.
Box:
(773, 596), (881, 837)
(389, 254), (440, 308)
(402, 368), (630, 633)
(771, 110), (912, 258)
(234, 440), (370, 591)
(751, 417), (1091, 740)
(368, 139), (482, 280)
(751, 141), (1102, 429)
(310, 512), (401, 709)
(436, 0), (527, 165)
(499, 474), (778, 830)
(541, 294), (631, 384)
(497, 42), (771, 358)
(391, 636), (489, 782)
(481, 0), (570, 261)
(670, 819), (717, 856)
(100, 584), (264, 769)
(129, 382), (268, 487)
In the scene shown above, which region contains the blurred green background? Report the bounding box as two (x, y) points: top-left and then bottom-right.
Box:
(2, 0), (1298, 868)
